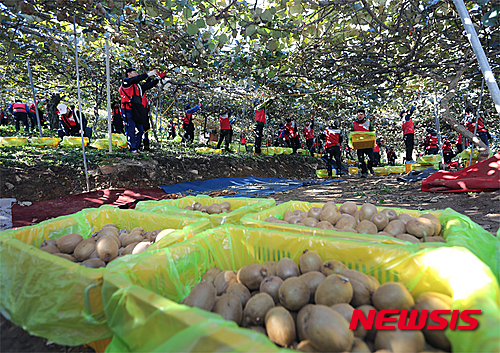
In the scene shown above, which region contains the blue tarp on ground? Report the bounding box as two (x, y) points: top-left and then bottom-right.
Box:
(160, 176), (343, 198)
(397, 168), (438, 182)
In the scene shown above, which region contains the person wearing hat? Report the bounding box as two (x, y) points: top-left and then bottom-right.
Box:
(400, 104), (416, 162)
(182, 102), (202, 144)
(442, 136), (453, 164)
(253, 98), (273, 154)
(386, 146), (397, 166)
(57, 103), (81, 138)
(422, 127), (438, 155)
(216, 106), (232, 152)
(304, 118), (314, 156)
(320, 120), (343, 177)
(119, 67), (160, 153)
(465, 107), (489, 147)
(351, 108), (375, 178)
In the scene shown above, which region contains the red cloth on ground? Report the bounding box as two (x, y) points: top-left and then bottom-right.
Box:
(12, 188), (166, 228)
(421, 153), (500, 193)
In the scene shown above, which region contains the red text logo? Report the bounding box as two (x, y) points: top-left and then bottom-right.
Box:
(349, 310), (481, 330)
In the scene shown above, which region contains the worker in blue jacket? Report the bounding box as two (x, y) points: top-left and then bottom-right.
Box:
(182, 103), (202, 144)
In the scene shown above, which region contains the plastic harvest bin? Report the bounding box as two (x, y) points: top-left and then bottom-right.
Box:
(0, 136), (28, 147)
(0, 206), (210, 346)
(101, 225), (500, 353)
(389, 166), (405, 174)
(30, 137), (61, 147)
(348, 131), (376, 149)
(373, 167), (389, 175)
(135, 195), (276, 226)
(240, 200), (500, 281)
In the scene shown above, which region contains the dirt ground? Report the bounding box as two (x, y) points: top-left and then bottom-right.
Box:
(1, 154), (499, 352)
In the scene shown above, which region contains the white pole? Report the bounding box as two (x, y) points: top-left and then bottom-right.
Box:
(434, 82), (444, 163)
(106, 38), (112, 153)
(27, 60), (42, 137)
(73, 15), (90, 193)
(453, 0), (500, 117)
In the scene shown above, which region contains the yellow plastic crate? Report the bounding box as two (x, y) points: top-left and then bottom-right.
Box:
(345, 159), (357, 165)
(0, 136), (28, 147)
(297, 148), (309, 155)
(273, 147), (283, 155)
(349, 131), (376, 150)
(101, 225), (500, 353)
(413, 163), (439, 171)
(282, 147), (293, 155)
(316, 169), (335, 178)
(0, 206), (210, 346)
(60, 136), (89, 147)
(373, 167), (389, 175)
(349, 166), (359, 174)
(389, 166), (405, 174)
(418, 154), (442, 164)
(30, 137), (60, 147)
(405, 162), (417, 173)
(261, 147), (274, 156)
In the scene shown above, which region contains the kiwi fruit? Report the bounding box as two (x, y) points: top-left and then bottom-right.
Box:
(359, 203), (378, 221)
(374, 329), (425, 353)
(121, 241), (139, 255)
(339, 269), (379, 295)
(303, 304), (354, 352)
(307, 207), (323, 220)
(96, 236), (119, 262)
(121, 231), (144, 247)
(153, 229), (176, 244)
(373, 282), (414, 311)
(212, 293), (242, 323)
(259, 276), (283, 303)
(207, 204), (222, 214)
(370, 212), (389, 231)
(297, 304), (314, 341)
(351, 338), (371, 353)
(413, 293), (452, 351)
(420, 213), (442, 236)
(302, 217), (319, 227)
(192, 202), (202, 210)
(353, 210), (361, 222)
(315, 274), (353, 306)
(425, 236), (445, 242)
(184, 281), (217, 311)
(356, 304), (378, 341)
(299, 250), (323, 274)
(131, 241), (150, 254)
(283, 210), (295, 222)
(249, 326), (267, 335)
(319, 207), (342, 225)
(380, 208), (398, 221)
(81, 258), (106, 268)
(278, 277), (310, 311)
(336, 227), (358, 233)
(321, 260), (347, 276)
(219, 201), (231, 210)
(315, 221), (334, 230)
(263, 261), (277, 276)
(406, 218), (435, 239)
(243, 292), (275, 326)
(56, 233), (83, 253)
(227, 282), (251, 308)
(53, 253), (77, 262)
(237, 264), (268, 290)
(40, 245), (59, 254)
(297, 340), (318, 352)
(97, 227), (119, 240)
(199, 205), (209, 212)
(41, 239), (57, 247)
(339, 201), (358, 215)
(395, 234), (421, 243)
(356, 220), (378, 234)
(74, 238), (96, 261)
(397, 213), (412, 224)
(416, 291), (453, 306)
(384, 220), (406, 236)
(202, 267), (223, 284)
(322, 201), (338, 211)
(347, 278), (371, 307)
(276, 258), (300, 280)
(214, 270), (238, 295)
(377, 231), (394, 237)
(299, 271), (326, 303)
(266, 216), (279, 222)
(336, 214), (358, 230)
(330, 303), (366, 339)
(185, 205), (194, 211)
(265, 307), (296, 347)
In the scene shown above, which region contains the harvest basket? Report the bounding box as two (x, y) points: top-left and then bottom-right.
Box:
(0, 206), (210, 345)
(60, 136), (89, 147)
(389, 166), (405, 174)
(30, 137), (60, 147)
(373, 167), (389, 175)
(0, 136), (28, 147)
(348, 131), (376, 150)
(101, 225), (500, 353)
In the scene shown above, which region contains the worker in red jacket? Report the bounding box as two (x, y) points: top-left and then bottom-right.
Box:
(320, 120), (343, 177)
(442, 137), (453, 164)
(372, 138), (381, 166)
(253, 98), (273, 154)
(216, 107), (232, 152)
(285, 118), (300, 153)
(422, 127), (438, 155)
(465, 107), (489, 147)
(401, 104), (416, 162)
(304, 119), (314, 155)
(168, 120), (176, 139)
(111, 99), (123, 134)
(8, 100), (30, 133)
(351, 109), (375, 178)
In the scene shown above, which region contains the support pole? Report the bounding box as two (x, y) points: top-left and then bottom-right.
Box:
(468, 77), (485, 167)
(105, 38), (112, 153)
(434, 81), (444, 163)
(73, 16), (90, 193)
(27, 60), (42, 137)
(453, 0), (500, 116)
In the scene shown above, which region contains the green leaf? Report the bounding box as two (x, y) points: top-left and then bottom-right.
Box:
(187, 23), (199, 36)
(206, 16), (217, 26)
(272, 30), (281, 38)
(183, 7), (192, 19)
(266, 39), (278, 51)
(261, 9), (273, 22)
(146, 7), (158, 17)
(477, 0), (488, 6)
(196, 19), (206, 28)
(219, 33), (228, 43)
(268, 69), (277, 78)
(481, 6), (499, 27)
(246, 25), (256, 36)
(290, 3), (302, 15)
(209, 42), (216, 50)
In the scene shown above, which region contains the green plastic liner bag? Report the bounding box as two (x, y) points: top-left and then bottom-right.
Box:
(101, 225), (499, 353)
(136, 195), (276, 226)
(0, 205), (210, 346)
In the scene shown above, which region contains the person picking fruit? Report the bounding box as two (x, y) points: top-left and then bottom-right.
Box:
(351, 108), (375, 178)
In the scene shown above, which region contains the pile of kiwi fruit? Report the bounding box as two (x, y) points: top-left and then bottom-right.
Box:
(182, 201), (233, 214)
(39, 224), (176, 268)
(265, 201), (444, 243)
(182, 250), (452, 352)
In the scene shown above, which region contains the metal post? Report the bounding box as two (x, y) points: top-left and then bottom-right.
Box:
(26, 60), (42, 137)
(73, 15), (90, 193)
(453, 0), (500, 116)
(434, 81), (444, 164)
(105, 39), (112, 153)
(468, 77), (485, 166)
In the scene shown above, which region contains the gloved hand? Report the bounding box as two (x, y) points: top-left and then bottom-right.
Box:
(147, 70), (158, 78)
(158, 71), (167, 79)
